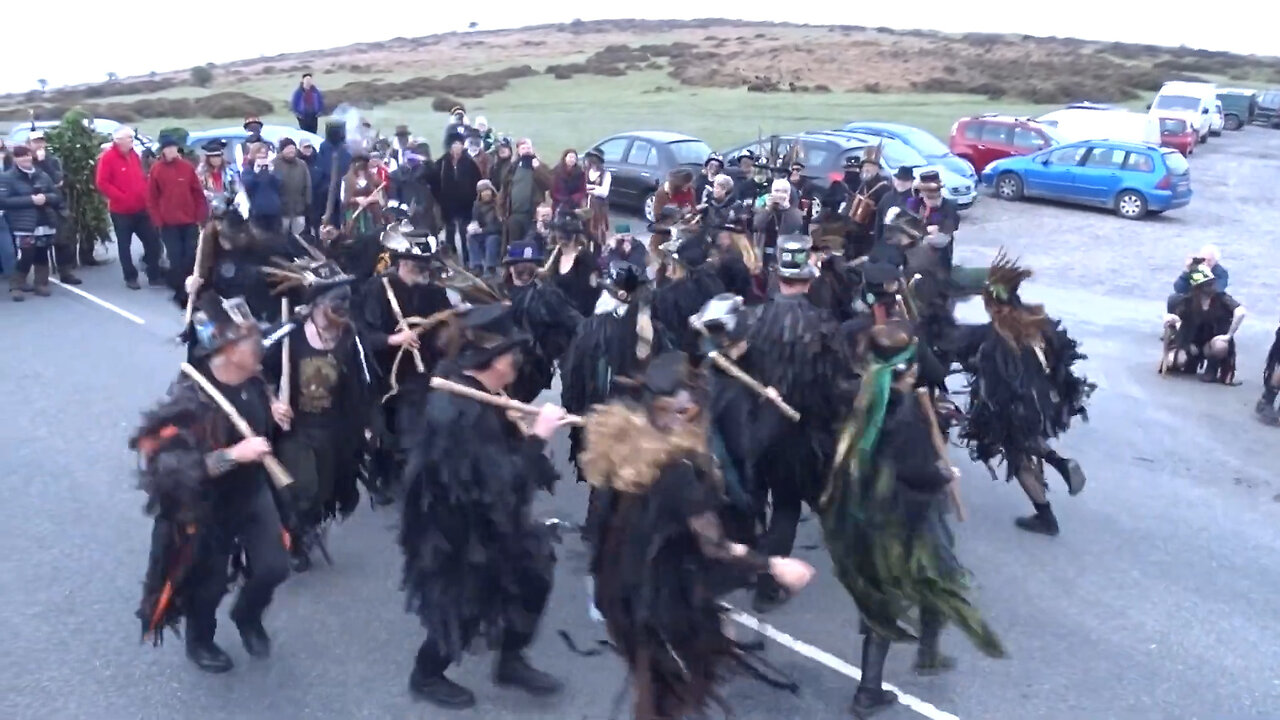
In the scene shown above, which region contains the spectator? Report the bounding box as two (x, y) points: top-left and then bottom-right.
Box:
(27, 130), (82, 285)
(602, 223), (647, 271)
(196, 139), (238, 219)
(390, 147), (439, 237)
(298, 139), (317, 168)
(467, 179), (502, 278)
(1174, 244), (1229, 294)
(147, 135), (207, 305)
(653, 167), (696, 220)
(242, 146), (282, 233)
(464, 129), (491, 178)
(435, 139), (482, 260)
(369, 151), (391, 188)
(497, 138), (551, 248)
(524, 203), (553, 254)
(550, 149), (587, 216)
(474, 116), (496, 153)
(1, 145), (63, 301)
(290, 73), (325, 134)
(273, 138), (311, 235)
(0, 142), (12, 281)
(96, 126), (162, 290)
(314, 120), (353, 228)
(489, 138), (513, 193)
(443, 106), (469, 150)
(341, 155), (383, 238)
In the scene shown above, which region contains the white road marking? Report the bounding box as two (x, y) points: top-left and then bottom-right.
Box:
(50, 280), (146, 325)
(724, 606), (961, 720)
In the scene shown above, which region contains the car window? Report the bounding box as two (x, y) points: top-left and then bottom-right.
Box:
(1162, 149), (1190, 175)
(1153, 95), (1201, 112)
(595, 137), (630, 163)
(980, 123), (1010, 143)
(1122, 152), (1155, 173)
(879, 139), (927, 168)
(1159, 118), (1188, 134)
(1083, 147), (1126, 169)
(896, 127), (951, 156)
(1012, 126), (1050, 150)
(1047, 146), (1087, 165)
(791, 143), (833, 169)
(666, 140), (713, 166)
(626, 140), (656, 166)
(962, 121), (983, 140)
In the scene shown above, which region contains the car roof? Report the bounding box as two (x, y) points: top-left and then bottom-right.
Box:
(600, 130), (702, 144)
(1218, 88), (1256, 95)
(1060, 139), (1163, 153)
(963, 113), (1045, 125)
(842, 121), (912, 133)
(791, 130), (878, 148)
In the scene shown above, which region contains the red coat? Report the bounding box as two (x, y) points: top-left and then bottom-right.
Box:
(95, 144), (149, 215)
(147, 157), (208, 227)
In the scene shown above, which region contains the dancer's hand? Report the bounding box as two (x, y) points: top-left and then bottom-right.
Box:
(271, 401), (293, 430)
(531, 404), (568, 440)
(184, 274), (203, 294)
(769, 557), (815, 592)
(389, 329), (420, 349)
(229, 436), (272, 464)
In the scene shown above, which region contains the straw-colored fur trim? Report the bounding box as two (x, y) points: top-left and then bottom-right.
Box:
(579, 403), (713, 493)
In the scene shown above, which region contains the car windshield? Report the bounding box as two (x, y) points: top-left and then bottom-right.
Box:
(1160, 118), (1188, 133)
(1163, 150), (1190, 175)
(879, 139), (927, 168)
(1154, 95), (1201, 112)
(666, 139), (713, 165)
(893, 127), (950, 156)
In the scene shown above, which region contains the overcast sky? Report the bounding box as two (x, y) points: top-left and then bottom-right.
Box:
(4, 4), (1266, 93)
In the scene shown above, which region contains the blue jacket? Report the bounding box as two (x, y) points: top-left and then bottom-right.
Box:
(291, 86), (325, 117)
(1173, 263), (1229, 294)
(242, 166), (283, 217)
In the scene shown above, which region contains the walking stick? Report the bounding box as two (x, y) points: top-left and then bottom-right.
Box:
(915, 388), (966, 522)
(690, 322), (801, 421)
(381, 277), (425, 373)
(179, 362), (294, 489)
(429, 376), (585, 426)
(181, 227), (208, 329)
(278, 297), (293, 430)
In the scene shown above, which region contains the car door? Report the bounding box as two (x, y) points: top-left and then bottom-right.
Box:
(976, 122), (1012, 170)
(594, 135), (634, 203)
(624, 139), (661, 197)
(1023, 145), (1086, 198)
(1070, 147), (1127, 206)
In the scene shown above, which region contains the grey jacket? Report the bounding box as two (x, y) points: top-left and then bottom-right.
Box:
(273, 156), (312, 217)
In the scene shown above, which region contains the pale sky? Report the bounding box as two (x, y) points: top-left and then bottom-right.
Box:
(4, 3), (1267, 93)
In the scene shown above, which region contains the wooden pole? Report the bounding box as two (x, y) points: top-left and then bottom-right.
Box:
(915, 388), (966, 522)
(707, 351), (801, 422)
(181, 227), (208, 328)
(382, 277), (426, 373)
(179, 362), (294, 489)
(429, 376), (584, 426)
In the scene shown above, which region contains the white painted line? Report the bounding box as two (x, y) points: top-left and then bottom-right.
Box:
(50, 280), (146, 325)
(724, 605), (961, 720)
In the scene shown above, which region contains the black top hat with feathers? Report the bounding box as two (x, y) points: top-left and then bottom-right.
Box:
(450, 303), (531, 370)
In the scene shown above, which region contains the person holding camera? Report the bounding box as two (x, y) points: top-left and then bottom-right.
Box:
(1164, 259), (1246, 384)
(242, 146), (283, 233)
(751, 179), (803, 271)
(2, 145), (63, 301)
(1173, 244), (1228, 294)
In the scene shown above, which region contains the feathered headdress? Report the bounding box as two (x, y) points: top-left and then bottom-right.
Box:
(984, 248), (1047, 347)
(983, 249), (1034, 306)
(260, 236), (356, 304)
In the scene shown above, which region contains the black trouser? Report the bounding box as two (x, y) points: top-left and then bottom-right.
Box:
(15, 244), (51, 273)
(297, 115), (319, 134)
(183, 482), (291, 644)
(440, 212), (472, 263)
(277, 427), (337, 532)
(412, 567), (553, 676)
(110, 211), (161, 282)
(252, 215), (281, 234)
(159, 224), (200, 301)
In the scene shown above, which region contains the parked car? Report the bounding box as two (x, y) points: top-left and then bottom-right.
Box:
(949, 114), (1065, 174)
(1254, 88), (1280, 128)
(1208, 100), (1225, 136)
(1149, 81), (1217, 142)
(186, 125), (325, 165)
(839, 121), (977, 183)
(1216, 89), (1256, 130)
(981, 140), (1191, 220)
(721, 130), (977, 211)
(588, 131), (713, 222)
(1035, 104), (1161, 145)
(7, 118), (154, 155)
(1158, 117), (1198, 156)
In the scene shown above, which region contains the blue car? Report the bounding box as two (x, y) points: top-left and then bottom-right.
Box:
(842, 121), (978, 184)
(980, 140), (1191, 220)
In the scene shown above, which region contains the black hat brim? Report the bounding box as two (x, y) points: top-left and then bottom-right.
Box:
(455, 332), (532, 370)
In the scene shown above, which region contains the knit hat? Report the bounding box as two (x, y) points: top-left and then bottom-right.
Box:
(476, 178), (496, 195)
(277, 137), (297, 151)
(158, 135), (179, 151)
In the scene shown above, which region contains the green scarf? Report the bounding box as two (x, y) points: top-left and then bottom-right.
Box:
(855, 344), (917, 468)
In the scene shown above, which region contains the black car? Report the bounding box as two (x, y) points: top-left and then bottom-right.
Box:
(721, 130), (892, 213)
(588, 131), (714, 222)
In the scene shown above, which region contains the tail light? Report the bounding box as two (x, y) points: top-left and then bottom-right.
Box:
(827, 170), (844, 183)
(1155, 174), (1172, 190)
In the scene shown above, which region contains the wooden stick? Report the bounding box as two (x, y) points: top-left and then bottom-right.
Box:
(707, 351), (801, 422)
(382, 277), (426, 373)
(429, 376), (584, 426)
(349, 181), (389, 223)
(179, 362), (294, 489)
(915, 388), (966, 522)
(277, 297), (292, 432)
(181, 227), (208, 328)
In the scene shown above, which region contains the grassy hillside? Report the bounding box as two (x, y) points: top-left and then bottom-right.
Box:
(2, 19), (1275, 152)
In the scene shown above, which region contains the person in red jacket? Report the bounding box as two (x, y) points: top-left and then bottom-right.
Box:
(148, 135), (208, 305)
(97, 127), (162, 289)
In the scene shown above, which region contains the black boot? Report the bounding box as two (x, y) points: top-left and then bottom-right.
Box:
(230, 608), (271, 659)
(494, 651), (563, 697)
(851, 634), (897, 718)
(58, 269), (83, 285)
(1256, 389), (1279, 426)
(913, 607), (956, 676)
(409, 642), (476, 709)
(1200, 359), (1221, 383)
(752, 573), (792, 613)
(1043, 451), (1086, 496)
(185, 639), (234, 673)
(1015, 502), (1060, 536)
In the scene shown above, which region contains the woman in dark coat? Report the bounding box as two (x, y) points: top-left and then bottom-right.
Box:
(550, 149), (587, 217)
(547, 213), (600, 318)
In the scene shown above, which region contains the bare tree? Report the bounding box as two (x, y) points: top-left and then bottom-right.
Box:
(37, 79), (48, 92)
(106, 72), (119, 82)
(468, 21), (479, 30)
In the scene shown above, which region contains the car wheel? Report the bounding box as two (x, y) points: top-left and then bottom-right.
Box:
(643, 192), (656, 223)
(1224, 115), (1243, 131)
(995, 172), (1023, 200)
(1115, 191), (1147, 220)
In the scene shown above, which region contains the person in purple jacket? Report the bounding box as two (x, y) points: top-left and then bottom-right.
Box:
(290, 74), (325, 135)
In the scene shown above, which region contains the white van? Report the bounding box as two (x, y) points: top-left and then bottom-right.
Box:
(1150, 81), (1217, 142)
(1035, 104), (1161, 145)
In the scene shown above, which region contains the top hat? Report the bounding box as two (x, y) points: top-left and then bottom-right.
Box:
(189, 293), (261, 358)
(583, 147), (605, 164)
(916, 170), (943, 192)
(860, 141), (884, 167)
(453, 303), (531, 370)
(689, 293), (746, 337)
(243, 116), (263, 130)
(776, 234), (817, 280)
(602, 259), (647, 298)
(202, 138), (228, 154)
(394, 124), (411, 136)
(503, 240), (544, 266)
(893, 165), (916, 182)
(704, 152), (725, 168)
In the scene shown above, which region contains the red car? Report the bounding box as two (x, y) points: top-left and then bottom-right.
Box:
(949, 114), (1064, 173)
(1158, 116), (1197, 156)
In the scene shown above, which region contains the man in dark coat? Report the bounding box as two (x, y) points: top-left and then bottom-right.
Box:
(498, 139), (552, 250)
(313, 121), (353, 228)
(435, 140), (482, 262)
(390, 148), (439, 237)
(2, 145), (63, 300)
(27, 131), (81, 285)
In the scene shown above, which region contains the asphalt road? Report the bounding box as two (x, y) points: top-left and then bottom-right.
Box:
(3, 126), (1280, 720)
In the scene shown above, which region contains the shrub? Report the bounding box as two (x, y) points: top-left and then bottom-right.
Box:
(190, 65), (214, 87)
(431, 96), (460, 112)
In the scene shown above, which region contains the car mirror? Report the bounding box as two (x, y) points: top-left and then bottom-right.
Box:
(1039, 156), (1050, 165)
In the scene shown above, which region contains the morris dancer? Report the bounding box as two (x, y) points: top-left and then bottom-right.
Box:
(1163, 261), (1246, 384)
(502, 239), (583, 403)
